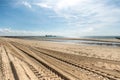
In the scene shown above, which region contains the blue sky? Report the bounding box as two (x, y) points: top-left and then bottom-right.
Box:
(0, 0), (120, 37)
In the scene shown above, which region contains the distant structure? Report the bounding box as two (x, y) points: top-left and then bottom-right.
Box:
(45, 35), (56, 37)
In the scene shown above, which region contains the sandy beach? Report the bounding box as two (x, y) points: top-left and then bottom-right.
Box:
(0, 37), (120, 80)
(5, 37), (120, 61)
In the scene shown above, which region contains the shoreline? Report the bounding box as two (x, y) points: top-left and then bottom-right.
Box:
(1, 36), (120, 47)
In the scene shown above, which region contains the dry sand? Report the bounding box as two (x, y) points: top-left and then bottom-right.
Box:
(5, 38), (120, 61)
(0, 37), (120, 80)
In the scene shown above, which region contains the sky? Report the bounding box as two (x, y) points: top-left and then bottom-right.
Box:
(0, 0), (120, 37)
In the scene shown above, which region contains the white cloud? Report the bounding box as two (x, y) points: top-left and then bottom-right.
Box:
(83, 27), (94, 33)
(0, 28), (12, 33)
(33, 0), (120, 36)
(22, 1), (32, 8)
(10, 0), (120, 37)
(0, 28), (66, 36)
(34, 3), (51, 8)
(0, 28), (36, 36)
